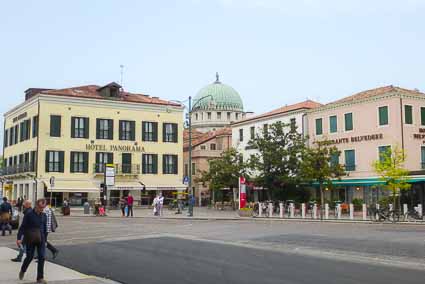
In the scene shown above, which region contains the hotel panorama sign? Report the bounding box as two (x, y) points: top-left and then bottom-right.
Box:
(86, 144), (145, 152)
(315, 133), (384, 146)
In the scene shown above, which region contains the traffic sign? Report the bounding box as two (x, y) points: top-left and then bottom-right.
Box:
(183, 176), (189, 185)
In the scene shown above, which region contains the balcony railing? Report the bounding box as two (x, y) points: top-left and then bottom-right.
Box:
(93, 163), (140, 175)
(1, 162), (35, 176)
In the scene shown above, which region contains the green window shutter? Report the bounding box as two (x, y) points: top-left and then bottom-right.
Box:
(174, 155), (178, 174)
(50, 115), (61, 137)
(84, 118), (90, 138)
(162, 123), (166, 142)
(108, 119), (114, 139)
(59, 151), (64, 173)
(108, 153), (113, 164)
(26, 119), (31, 140)
(153, 122), (158, 142)
(142, 154), (146, 174)
(45, 151), (50, 172)
(119, 120), (123, 140)
(173, 124), (178, 142)
(71, 117), (76, 138)
(344, 113), (353, 131)
(142, 122), (146, 141)
(315, 118), (322, 135)
(70, 152), (75, 173)
(421, 107), (425, 126)
(405, 105), (413, 124)
(83, 152), (89, 173)
(344, 150), (355, 171)
(378, 146), (391, 162)
(421, 147), (425, 169)
(96, 119), (100, 139)
(15, 125), (19, 143)
(153, 154), (158, 174)
(330, 153), (339, 167)
(162, 155), (166, 173)
(130, 121), (135, 141)
(329, 116), (337, 133)
(379, 106), (388, 125)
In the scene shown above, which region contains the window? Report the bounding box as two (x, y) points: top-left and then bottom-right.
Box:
(344, 113), (353, 131)
(207, 112), (211, 120)
(142, 121), (158, 142)
(404, 105), (413, 124)
(263, 124), (268, 135)
(9, 127), (14, 146)
(163, 154), (178, 174)
(71, 117), (89, 138)
(421, 107), (425, 126)
(45, 151), (64, 172)
(290, 118), (296, 132)
(210, 143), (216, 150)
(421, 147), (425, 169)
(217, 112), (221, 120)
(50, 115), (61, 137)
(4, 129), (8, 148)
(122, 153), (132, 174)
(344, 150), (355, 171)
(329, 115), (337, 133)
(250, 126), (255, 139)
(163, 123), (178, 143)
(14, 125), (19, 144)
(32, 116), (38, 138)
(96, 119), (113, 140)
(70, 152), (88, 173)
(315, 118), (323, 135)
(236, 113), (239, 120)
(330, 152), (340, 167)
(378, 106), (388, 126)
(227, 112), (231, 120)
(191, 162), (196, 175)
(30, 151), (37, 172)
(20, 119), (30, 141)
(378, 146), (391, 162)
(200, 145), (206, 150)
(239, 129), (243, 142)
(119, 120), (135, 141)
(142, 154), (158, 174)
(195, 113), (198, 120)
(95, 152), (113, 173)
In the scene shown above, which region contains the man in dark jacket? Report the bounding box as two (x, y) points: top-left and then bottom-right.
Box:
(17, 199), (47, 284)
(11, 200), (32, 262)
(0, 197), (13, 236)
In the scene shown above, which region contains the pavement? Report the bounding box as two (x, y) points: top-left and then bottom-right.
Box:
(0, 247), (119, 284)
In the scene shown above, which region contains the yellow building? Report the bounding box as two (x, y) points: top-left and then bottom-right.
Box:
(2, 82), (185, 206)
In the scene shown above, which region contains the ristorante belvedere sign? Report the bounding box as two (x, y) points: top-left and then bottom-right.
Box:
(86, 144), (145, 152)
(315, 133), (383, 146)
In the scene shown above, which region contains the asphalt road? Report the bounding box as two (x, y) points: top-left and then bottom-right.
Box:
(51, 236), (425, 284)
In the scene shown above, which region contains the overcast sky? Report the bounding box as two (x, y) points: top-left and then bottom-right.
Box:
(1, 0), (424, 133)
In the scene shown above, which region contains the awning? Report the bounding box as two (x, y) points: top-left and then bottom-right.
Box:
(312, 176), (425, 187)
(43, 180), (99, 193)
(108, 182), (144, 191)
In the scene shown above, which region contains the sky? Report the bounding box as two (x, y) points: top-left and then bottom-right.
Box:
(1, 0), (425, 131)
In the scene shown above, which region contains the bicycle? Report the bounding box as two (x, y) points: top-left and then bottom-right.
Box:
(403, 209), (423, 222)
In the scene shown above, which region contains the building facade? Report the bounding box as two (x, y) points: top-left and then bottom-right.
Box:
(2, 82), (185, 206)
(307, 85), (425, 210)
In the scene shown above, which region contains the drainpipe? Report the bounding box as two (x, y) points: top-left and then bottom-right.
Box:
(400, 97), (405, 151)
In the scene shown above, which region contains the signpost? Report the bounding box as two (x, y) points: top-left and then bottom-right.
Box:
(104, 164), (115, 207)
(183, 176), (189, 185)
(239, 177), (246, 209)
(49, 176), (55, 207)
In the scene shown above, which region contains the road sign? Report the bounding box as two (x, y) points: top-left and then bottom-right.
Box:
(183, 176), (189, 185)
(50, 176), (55, 187)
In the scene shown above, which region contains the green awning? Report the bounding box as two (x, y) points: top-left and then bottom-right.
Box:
(312, 176), (425, 187)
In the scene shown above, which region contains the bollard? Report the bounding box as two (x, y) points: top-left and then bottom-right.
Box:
(418, 204), (423, 218)
(290, 203), (295, 218)
(362, 204), (367, 220)
(269, 202), (273, 218)
(376, 203), (380, 220)
(337, 204), (341, 219)
(389, 203), (393, 211)
(325, 203), (329, 219)
(313, 204), (317, 219)
(301, 203), (306, 219)
(279, 203), (284, 218)
(349, 204), (354, 220)
(403, 204), (408, 215)
(258, 202), (262, 217)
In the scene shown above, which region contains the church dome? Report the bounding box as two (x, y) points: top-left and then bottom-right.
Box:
(193, 73), (243, 112)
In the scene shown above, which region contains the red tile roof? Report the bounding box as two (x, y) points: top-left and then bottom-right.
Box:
(233, 100), (322, 125)
(33, 83), (181, 107)
(183, 128), (232, 150)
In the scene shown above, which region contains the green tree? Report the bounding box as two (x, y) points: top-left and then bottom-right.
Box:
(300, 143), (345, 218)
(247, 121), (306, 200)
(197, 148), (247, 208)
(372, 146), (411, 211)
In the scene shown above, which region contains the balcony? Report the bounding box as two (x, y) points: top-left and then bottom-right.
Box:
(93, 163), (140, 175)
(1, 162), (35, 176)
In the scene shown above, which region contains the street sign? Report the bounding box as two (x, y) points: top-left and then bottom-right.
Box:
(105, 165), (115, 186)
(183, 176), (189, 185)
(50, 176), (55, 187)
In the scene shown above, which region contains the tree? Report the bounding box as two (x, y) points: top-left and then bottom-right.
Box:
(247, 121), (306, 200)
(197, 148), (247, 208)
(372, 146), (411, 211)
(300, 142), (345, 219)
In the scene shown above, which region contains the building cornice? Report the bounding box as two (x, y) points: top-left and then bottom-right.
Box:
(4, 96), (39, 118)
(231, 108), (306, 127)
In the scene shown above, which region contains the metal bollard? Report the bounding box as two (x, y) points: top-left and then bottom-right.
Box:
(362, 204), (367, 221)
(269, 202), (273, 218)
(290, 203), (295, 218)
(325, 203), (329, 219)
(258, 202), (262, 218)
(349, 203), (354, 220)
(337, 204), (341, 219)
(301, 203), (306, 219)
(313, 204), (317, 219)
(279, 203), (284, 218)
(403, 204), (408, 215)
(376, 204), (380, 220)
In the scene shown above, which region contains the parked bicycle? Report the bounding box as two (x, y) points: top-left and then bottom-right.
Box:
(403, 209), (423, 222)
(368, 207), (401, 223)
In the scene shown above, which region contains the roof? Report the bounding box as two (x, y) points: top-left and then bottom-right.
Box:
(233, 100), (322, 125)
(28, 83), (181, 107)
(326, 85), (425, 107)
(184, 127), (232, 150)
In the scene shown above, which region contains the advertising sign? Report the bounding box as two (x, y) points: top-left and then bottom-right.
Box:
(239, 177), (247, 209)
(105, 164), (115, 186)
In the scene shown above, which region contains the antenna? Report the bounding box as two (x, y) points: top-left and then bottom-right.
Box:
(120, 65), (124, 89)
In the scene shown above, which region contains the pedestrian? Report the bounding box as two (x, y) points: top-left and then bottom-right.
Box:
(0, 197), (13, 236)
(17, 196), (24, 212)
(43, 205), (59, 259)
(11, 200), (33, 262)
(152, 195), (159, 216)
(17, 198), (48, 284)
(119, 196), (126, 217)
(187, 194), (195, 217)
(158, 194), (164, 216)
(127, 194), (134, 217)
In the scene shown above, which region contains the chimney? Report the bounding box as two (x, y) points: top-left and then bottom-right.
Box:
(24, 88), (52, 101)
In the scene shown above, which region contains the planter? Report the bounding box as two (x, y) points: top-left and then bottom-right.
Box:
(238, 208), (253, 217)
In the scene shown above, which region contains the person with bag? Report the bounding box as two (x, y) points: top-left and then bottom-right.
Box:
(127, 194), (134, 217)
(44, 205), (59, 259)
(17, 198), (48, 284)
(0, 197), (13, 236)
(11, 200), (33, 262)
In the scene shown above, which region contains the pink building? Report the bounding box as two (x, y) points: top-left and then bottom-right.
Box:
(307, 85), (425, 210)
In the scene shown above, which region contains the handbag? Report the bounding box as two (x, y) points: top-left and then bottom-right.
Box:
(0, 212), (10, 222)
(24, 229), (42, 246)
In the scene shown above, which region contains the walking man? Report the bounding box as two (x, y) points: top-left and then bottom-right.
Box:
(17, 198), (48, 284)
(44, 205), (59, 259)
(17, 196), (24, 212)
(158, 194), (164, 216)
(0, 197), (13, 236)
(11, 200), (32, 262)
(188, 194), (195, 217)
(127, 194), (134, 217)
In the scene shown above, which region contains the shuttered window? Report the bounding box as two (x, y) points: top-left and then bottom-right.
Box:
(119, 120), (135, 141)
(14, 125), (19, 144)
(330, 152), (340, 167)
(290, 118), (296, 132)
(45, 151), (64, 173)
(142, 154), (158, 174)
(163, 154), (178, 174)
(329, 116), (337, 133)
(163, 123), (178, 143)
(50, 115), (61, 137)
(344, 113), (353, 131)
(142, 122), (158, 142)
(70, 151), (89, 173)
(378, 146), (391, 163)
(378, 106), (388, 126)
(4, 129), (8, 148)
(122, 153), (132, 173)
(344, 150), (355, 171)
(71, 117), (89, 138)
(96, 119), (113, 140)
(421, 147), (425, 169)
(9, 127), (14, 145)
(315, 118), (323, 135)
(250, 127), (255, 139)
(239, 129), (243, 142)
(32, 116), (38, 138)
(404, 105), (413, 124)
(95, 152), (113, 173)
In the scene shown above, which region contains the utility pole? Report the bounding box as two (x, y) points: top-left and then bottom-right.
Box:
(188, 96), (192, 196)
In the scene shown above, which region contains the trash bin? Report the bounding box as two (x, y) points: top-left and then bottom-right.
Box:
(84, 202), (90, 215)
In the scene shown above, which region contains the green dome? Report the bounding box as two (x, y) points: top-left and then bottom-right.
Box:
(193, 73), (243, 111)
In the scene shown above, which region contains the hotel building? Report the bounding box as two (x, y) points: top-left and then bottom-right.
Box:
(2, 82), (185, 206)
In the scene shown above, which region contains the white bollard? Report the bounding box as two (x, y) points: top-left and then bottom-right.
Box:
(313, 204), (317, 219)
(290, 203), (295, 218)
(362, 204), (367, 220)
(325, 203), (329, 219)
(389, 203), (393, 211)
(258, 202), (262, 217)
(418, 204), (423, 218)
(349, 203), (354, 220)
(376, 203), (380, 220)
(337, 204), (341, 219)
(269, 202), (273, 218)
(301, 203), (306, 219)
(279, 202), (284, 218)
(403, 204), (408, 215)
